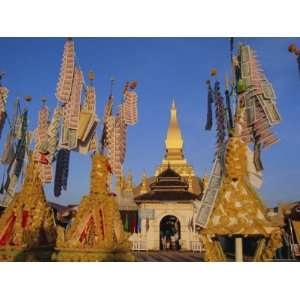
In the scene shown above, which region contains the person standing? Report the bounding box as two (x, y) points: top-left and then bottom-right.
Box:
(174, 231), (180, 250)
(170, 235), (176, 250)
(161, 235), (166, 250)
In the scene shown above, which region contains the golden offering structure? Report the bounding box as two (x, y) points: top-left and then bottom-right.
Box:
(0, 155), (57, 261)
(52, 152), (134, 262)
(200, 112), (283, 262)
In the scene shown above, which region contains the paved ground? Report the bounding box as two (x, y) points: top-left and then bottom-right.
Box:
(133, 251), (203, 262)
(133, 251), (298, 262)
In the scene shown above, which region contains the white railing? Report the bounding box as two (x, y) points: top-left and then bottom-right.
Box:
(190, 240), (202, 252)
(130, 234), (148, 251)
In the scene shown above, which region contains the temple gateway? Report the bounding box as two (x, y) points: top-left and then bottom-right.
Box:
(116, 102), (206, 251)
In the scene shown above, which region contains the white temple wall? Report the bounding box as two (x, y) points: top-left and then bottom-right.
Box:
(139, 202), (196, 251)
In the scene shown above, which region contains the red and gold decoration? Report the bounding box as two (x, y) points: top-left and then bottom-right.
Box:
(52, 152), (134, 261)
(0, 154), (57, 261)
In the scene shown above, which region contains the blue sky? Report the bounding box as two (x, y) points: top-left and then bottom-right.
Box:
(0, 37), (299, 207)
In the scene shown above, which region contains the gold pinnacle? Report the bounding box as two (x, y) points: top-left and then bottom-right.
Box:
(88, 71), (95, 81)
(210, 68), (217, 77)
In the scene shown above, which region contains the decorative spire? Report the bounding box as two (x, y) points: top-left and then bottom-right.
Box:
(115, 172), (125, 194)
(21, 152), (42, 190)
(165, 101), (184, 160)
(172, 99), (176, 109)
(202, 172), (209, 191)
(210, 68), (217, 77)
(88, 70), (95, 86)
(124, 171), (133, 192)
(155, 101), (195, 177)
(90, 153), (111, 195)
(140, 171), (148, 194)
(88, 70), (95, 81)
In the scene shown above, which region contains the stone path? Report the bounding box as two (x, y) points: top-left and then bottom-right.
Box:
(133, 251), (203, 262)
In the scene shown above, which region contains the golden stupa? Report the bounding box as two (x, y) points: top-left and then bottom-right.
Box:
(155, 101), (195, 177)
(52, 152), (134, 262)
(200, 111), (283, 262)
(0, 155), (57, 261)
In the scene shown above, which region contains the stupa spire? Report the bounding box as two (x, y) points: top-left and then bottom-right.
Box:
(155, 100), (195, 177)
(165, 100), (184, 160)
(140, 171), (148, 195)
(124, 171), (133, 192)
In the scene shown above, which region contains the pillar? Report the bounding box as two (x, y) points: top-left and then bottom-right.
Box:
(235, 237), (243, 262)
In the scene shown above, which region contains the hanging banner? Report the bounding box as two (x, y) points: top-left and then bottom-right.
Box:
(196, 143), (226, 227)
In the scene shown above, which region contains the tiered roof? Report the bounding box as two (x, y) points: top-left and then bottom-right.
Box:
(135, 167), (200, 202)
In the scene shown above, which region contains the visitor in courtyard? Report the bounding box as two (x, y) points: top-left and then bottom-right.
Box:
(170, 235), (175, 250)
(174, 232), (180, 250)
(161, 235), (167, 250)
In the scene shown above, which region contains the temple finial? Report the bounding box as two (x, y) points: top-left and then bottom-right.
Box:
(210, 68), (217, 77)
(172, 98), (176, 109)
(140, 171), (148, 195)
(125, 170), (133, 192)
(155, 100), (196, 177)
(88, 70), (95, 81)
(165, 100), (183, 156)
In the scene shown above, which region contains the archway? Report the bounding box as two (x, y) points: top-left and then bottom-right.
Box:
(159, 215), (181, 251)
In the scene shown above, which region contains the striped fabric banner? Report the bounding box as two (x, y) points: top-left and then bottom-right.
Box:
(55, 39), (75, 103)
(118, 104), (127, 165)
(0, 87), (8, 113)
(84, 86), (96, 112)
(0, 87), (8, 139)
(69, 68), (83, 130)
(78, 84), (99, 153)
(47, 107), (62, 162)
(104, 81), (138, 174)
(59, 67), (83, 150)
(33, 106), (53, 183)
(123, 89), (138, 125)
(107, 116), (122, 175)
(239, 45), (281, 146)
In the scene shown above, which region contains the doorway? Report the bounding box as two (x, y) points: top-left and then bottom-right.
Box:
(159, 215), (181, 250)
